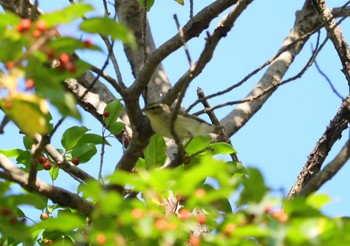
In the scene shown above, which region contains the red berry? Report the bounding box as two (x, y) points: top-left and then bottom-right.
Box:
(40, 213), (49, 220)
(25, 79), (35, 90)
(17, 18), (32, 33)
(5, 101), (12, 110)
(103, 111), (110, 117)
(65, 62), (77, 73)
(36, 19), (48, 32)
(59, 53), (70, 64)
(9, 217), (18, 224)
(72, 157), (80, 165)
(43, 162), (51, 170)
(5, 61), (15, 70)
(84, 39), (93, 47)
(45, 49), (55, 59)
(38, 156), (46, 164)
(0, 208), (11, 216)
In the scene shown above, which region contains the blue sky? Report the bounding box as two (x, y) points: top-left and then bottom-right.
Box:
(2, 0), (350, 219)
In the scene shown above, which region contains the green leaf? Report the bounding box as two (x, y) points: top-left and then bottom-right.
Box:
(71, 143), (97, 163)
(35, 213), (84, 232)
(138, 0), (155, 11)
(23, 136), (35, 150)
(306, 193), (331, 209)
(144, 134), (167, 169)
(210, 142), (236, 155)
(2, 94), (49, 137)
(0, 149), (23, 158)
(77, 133), (111, 146)
(103, 99), (124, 126)
(48, 37), (101, 54)
(11, 193), (48, 210)
(0, 13), (20, 27)
(61, 126), (89, 150)
(41, 3), (94, 26)
(185, 135), (212, 155)
(108, 122), (125, 135)
(174, 0), (184, 5)
(80, 17), (135, 48)
(237, 168), (268, 206)
(16, 151), (32, 169)
(50, 165), (59, 181)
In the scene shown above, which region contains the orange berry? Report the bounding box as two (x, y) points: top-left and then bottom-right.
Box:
(59, 53), (70, 63)
(96, 233), (107, 244)
(32, 29), (42, 38)
(65, 62), (76, 73)
(36, 19), (48, 32)
(5, 61), (15, 70)
(196, 214), (206, 224)
(131, 208), (144, 219)
(17, 18), (32, 33)
(155, 219), (168, 231)
(224, 223), (237, 235)
(25, 79), (35, 90)
(188, 236), (200, 246)
(40, 213), (49, 220)
(43, 239), (53, 244)
(272, 210), (288, 223)
(178, 208), (191, 221)
(194, 188), (206, 198)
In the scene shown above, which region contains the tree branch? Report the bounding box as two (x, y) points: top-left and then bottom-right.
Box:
(0, 154), (94, 217)
(287, 94), (350, 199)
(313, 0), (350, 86)
(299, 139), (350, 196)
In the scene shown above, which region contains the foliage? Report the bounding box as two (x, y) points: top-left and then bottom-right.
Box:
(0, 2), (349, 246)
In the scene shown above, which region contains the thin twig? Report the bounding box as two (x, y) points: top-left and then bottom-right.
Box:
(173, 14), (193, 67)
(196, 87), (240, 162)
(192, 31), (326, 116)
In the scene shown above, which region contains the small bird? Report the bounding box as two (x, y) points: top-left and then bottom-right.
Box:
(143, 103), (220, 140)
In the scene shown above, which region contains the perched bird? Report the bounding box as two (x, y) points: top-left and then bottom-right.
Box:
(143, 103), (220, 140)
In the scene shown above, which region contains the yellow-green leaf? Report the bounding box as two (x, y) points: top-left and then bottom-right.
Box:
(175, 0), (184, 5)
(2, 94), (49, 137)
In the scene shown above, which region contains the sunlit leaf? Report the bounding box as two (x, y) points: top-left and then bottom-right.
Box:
(80, 17), (135, 48)
(77, 133), (111, 146)
(71, 143), (97, 163)
(175, 0), (184, 5)
(61, 126), (89, 150)
(0, 149), (23, 158)
(1, 94), (49, 137)
(144, 134), (167, 169)
(41, 3), (94, 26)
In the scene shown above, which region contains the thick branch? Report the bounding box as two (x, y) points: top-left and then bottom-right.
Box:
(314, 0), (350, 85)
(299, 139), (350, 196)
(0, 154), (94, 217)
(287, 95), (350, 199)
(127, 0), (238, 97)
(221, 1), (320, 136)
